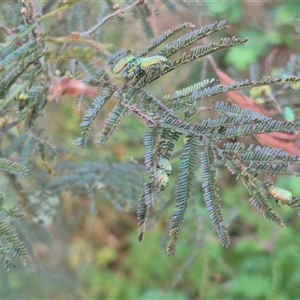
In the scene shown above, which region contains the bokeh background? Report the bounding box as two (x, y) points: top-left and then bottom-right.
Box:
(1, 1), (300, 299)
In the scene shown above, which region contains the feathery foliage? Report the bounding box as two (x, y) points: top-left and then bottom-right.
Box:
(0, 0), (300, 264)
(0, 194), (30, 272)
(167, 136), (199, 255)
(0, 158), (28, 176)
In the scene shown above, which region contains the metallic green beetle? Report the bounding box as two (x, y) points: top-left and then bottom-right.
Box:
(154, 169), (170, 191)
(157, 157), (172, 176)
(123, 57), (143, 78)
(113, 55), (136, 75)
(140, 56), (170, 71)
(268, 186), (293, 204)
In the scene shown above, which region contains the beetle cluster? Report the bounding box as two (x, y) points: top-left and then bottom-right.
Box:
(113, 55), (171, 79)
(153, 157), (172, 192)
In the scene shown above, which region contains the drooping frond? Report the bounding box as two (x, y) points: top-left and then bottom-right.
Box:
(0, 158), (29, 176)
(0, 41), (39, 69)
(243, 145), (300, 164)
(0, 48), (43, 99)
(224, 156), (284, 227)
(49, 161), (145, 210)
(96, 88), (138, 146)
(172, 37), (248, 69)
(0, 194), (30, 272)
(154, 20), (229, 58)
(211, 119), (300, 142)
(160, 128), (181, 159)
(160, 114), (250, 140)
(213, 101), (270, 120)
(200, 141), (230, 247)
(162, 78), (218, 102)
(254, 163), (289, 175)
(140, 22), (195, 56)
(137, 183), (153, 242)
(144, 128), (160, 171)
(223, 143), (300, 176)
(167, 136), (199, 255)
(189, 76), (300, 103)
(76, 88), (116, 147)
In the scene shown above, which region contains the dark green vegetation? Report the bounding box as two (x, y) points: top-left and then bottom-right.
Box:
(1, 1), (300, 299)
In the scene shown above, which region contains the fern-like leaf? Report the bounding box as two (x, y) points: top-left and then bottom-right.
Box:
(137, 183), (153, 242)
(162, 78), (218, 102)
(224, 157), (284, 227)
(172, 37), (248, 70)
(213, 101), (270, 120)
(201, 141), (230, 247)
(160, 128), (181, 159)
(141, 22), (195, 56)
(223, 143), (300, 175)
(167, 136), (199, 255)
(155, 20), (228, 58)
(97, 88), (138, 146)
(189, 76), (300, 103)
(0, 195), (30, 272)
(144, 128), (159, 171)
(211, 119), (300, 142)
(77, 88), (115, 147)
(0, 48), (43, 99)
(0, 158), (29, 176)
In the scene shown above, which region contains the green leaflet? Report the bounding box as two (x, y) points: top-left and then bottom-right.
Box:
(0, 158), (29, 176)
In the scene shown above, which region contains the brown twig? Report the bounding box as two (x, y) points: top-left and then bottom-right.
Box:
(80, 0), (146, 37)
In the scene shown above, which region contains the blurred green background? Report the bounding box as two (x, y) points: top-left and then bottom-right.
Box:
(1, 1), (300, 299)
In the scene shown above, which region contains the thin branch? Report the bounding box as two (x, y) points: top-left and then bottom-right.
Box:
(80, 0), (146, 37)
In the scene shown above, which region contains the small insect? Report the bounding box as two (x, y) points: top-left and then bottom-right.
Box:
(154, 169), (170, 191)
(268, 186), (294, 205)
(140, 56), (170, 71)
(113, 55), (170, 79)
(113, 55), (136, 75)
(157, 157), (172, 176)
(123, 57), (143, 78)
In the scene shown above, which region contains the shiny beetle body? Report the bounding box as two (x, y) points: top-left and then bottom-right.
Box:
(114, 55), (170, 79)
(154, 169), (170, 191)
(140, 56), (170, 71)
(269, 186), (293, 204)
(124, 57), (143, 78)
(158, 157), (172, 176)
(113, 55), (135, 74)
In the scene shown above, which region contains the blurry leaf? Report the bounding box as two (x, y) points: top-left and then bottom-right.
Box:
(274, 6), (296, 26)
(225, 46), (261, 71)
(230, 275), (271, 298)
(95, 246), (117, 267)
(140, 290), (188, 300)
